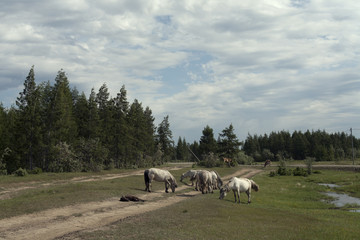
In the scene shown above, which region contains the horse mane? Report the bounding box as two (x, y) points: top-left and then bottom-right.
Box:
(222, 181), (231, 192)
(250, 180), (259, 192)
(213, 170), (223, 186)
(170, 174), (178, 187)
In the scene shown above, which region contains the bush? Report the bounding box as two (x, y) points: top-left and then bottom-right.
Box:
(14, 168), (27, 177)
(293, 167), (308, 177)
(198, 152), (220, 168)
(29, 167), (42, 174)
(277, 167), (292, 176)
(48, 142), (81, 173)
(234, 152), (254, 165)
(269, 171), (277, 177)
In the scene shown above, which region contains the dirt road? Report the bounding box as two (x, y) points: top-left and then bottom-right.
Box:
(0, 168), (262, 240)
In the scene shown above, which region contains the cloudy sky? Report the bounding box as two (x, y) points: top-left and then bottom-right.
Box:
(1, 0), (360, 142)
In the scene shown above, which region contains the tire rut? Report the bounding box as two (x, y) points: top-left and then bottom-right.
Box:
(0, 168), (262, 240)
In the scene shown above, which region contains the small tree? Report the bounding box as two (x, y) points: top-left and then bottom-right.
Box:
(156, 115), (174, 161)
(48, 142), (80, 172)
(217, 124), (241, 158)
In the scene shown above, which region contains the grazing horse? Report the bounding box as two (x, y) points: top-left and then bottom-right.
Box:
(210, 170), (223, 190)
(264, 159), (271, 168)
(144, 168), (178, 193)
(223, 157), (232, 167)
(196, 170), (213, 194)
(180, 170), (199, 188)
(219, 177), (259, 203)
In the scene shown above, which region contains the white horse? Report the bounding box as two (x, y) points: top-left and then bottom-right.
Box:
(180, 170), (199, 188)
(219, 177), (259, 203)
(144, 168), (178, 193)
(210, 170), (223, 190)
(196, 170), (213, 194)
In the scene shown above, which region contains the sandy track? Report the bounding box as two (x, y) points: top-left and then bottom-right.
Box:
(0, 168), (262, 240)
(0, 166), (187, 201)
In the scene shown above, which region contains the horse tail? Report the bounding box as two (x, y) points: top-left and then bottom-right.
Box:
(250, 180), (259, 192)
(144, 169), (150, 186)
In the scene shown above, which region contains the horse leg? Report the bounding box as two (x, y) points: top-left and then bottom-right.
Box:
(165, 182), (169, 193)
(148, 180), (152, 192)
(246, 190), (251, 204)
(165, 179), (172, 193)
(237, 190), (241, 204)
(233, 190), (237, 203)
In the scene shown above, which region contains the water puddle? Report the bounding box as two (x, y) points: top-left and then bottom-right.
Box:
(324, 192), (360, 207)
(319, 183), (360, 212)
(318, 183), (340, 188)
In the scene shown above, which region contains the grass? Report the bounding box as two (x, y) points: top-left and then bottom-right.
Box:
(0, 166), (238, 219)
(1, 166), (360, 239)
(74, 169), (360, 240)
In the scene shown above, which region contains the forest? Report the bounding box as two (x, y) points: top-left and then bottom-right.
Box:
(0, 67), (359, 174)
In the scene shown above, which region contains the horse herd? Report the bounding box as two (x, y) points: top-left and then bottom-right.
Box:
(143, 168), (259, 204)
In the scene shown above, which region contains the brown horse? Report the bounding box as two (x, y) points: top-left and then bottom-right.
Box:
(264, 159), (271, 168)
(223, 157), (232, 167)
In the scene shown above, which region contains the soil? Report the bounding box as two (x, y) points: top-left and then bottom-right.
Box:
(0, 167), (262, 240)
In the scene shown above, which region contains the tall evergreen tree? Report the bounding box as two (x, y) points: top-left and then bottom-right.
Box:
(199, 125), (217, 157)
(74, 92), (89, 138)
(51, 70), (77, 144)
(15, 66), (42, 169)
(217, 124), (241, 158)
(156, 115), (174, 159)
(111, 86), (129, 167)
(87, 88), (100, 139)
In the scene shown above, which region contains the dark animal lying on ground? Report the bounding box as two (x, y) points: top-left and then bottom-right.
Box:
(120, 195), (145, 202)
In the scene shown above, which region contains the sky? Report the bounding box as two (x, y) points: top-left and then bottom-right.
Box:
(1, 0), (360, 143)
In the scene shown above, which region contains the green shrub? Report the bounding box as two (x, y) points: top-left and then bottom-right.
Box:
(14, 168), (27, 177)
(269, 171), (277, 177)
(277, 167), (292, 176)
(292, 167), (308, 177)
(29, 167), (42, 174)
(198, 152), (220, 168)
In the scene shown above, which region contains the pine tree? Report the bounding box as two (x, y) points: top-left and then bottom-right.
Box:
(111, 86), (129, 167)
(199, 125), (218, 157)
(15, 66), (42, 169)
(51, 70), (77, 144)
(88, 88), (100, 139)
(217, 123), (241, 158)
(156, 115), (174, 160)
(126, 99), (143, 166)
(74, 92), (89, 138)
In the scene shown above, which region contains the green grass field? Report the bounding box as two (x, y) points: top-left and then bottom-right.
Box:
(1, 166), (360, 239)
(75, 168), (360, 240)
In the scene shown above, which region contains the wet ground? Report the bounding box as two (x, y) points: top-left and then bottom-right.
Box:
(320, 183), (360, 212)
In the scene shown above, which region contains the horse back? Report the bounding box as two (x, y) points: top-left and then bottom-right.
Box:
(233, 177), (252, 192)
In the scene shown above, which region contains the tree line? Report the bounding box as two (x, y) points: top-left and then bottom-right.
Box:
(176, 126), (359, 166)
(242, 130), (359, 162)
(1, 67), (359, 174)
(0, 67), (173, 174)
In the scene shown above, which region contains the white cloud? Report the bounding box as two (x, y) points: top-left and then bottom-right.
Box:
(1, 0), (360, 141)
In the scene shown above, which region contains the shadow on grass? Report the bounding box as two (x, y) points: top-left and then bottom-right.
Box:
(176, 193), (197, 198)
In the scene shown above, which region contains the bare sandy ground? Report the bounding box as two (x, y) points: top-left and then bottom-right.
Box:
(0, 167), (262, 240)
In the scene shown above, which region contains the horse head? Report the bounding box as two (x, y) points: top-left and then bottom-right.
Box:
(180, 174), (185, 182)
(250, 180), (259, 192)
(170, 178), (178, 193)
(219, 185), (229, 199)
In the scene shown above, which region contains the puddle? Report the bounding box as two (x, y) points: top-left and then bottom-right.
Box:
(324, 192), (360, 207)
(318, 183), (339, 188)
(319, 183), (360, 212)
